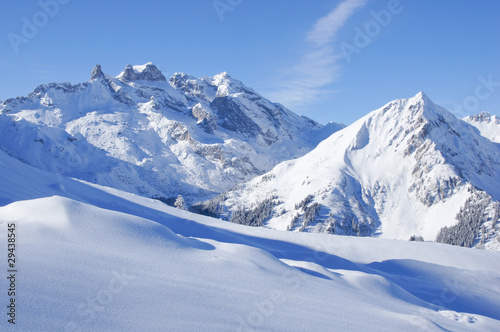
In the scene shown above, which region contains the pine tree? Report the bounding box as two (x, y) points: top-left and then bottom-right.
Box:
(174, 195), (187, 210)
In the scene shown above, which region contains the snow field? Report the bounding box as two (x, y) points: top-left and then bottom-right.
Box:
(0, 149), (499, 331)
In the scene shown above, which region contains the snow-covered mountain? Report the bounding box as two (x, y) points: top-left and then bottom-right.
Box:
(201, 92), (500, 250)
(1, 140), (500, 331)
(0, 63), (342, 203)
(464, 111), (500, 143)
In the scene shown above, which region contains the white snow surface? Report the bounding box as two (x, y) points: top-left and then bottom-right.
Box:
(1, 146), (500, 331)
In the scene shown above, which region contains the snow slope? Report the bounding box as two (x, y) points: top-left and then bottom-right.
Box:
(0, 63), (342, 203)
(1, 132), (500, 331)
(209, 92), (500, 250)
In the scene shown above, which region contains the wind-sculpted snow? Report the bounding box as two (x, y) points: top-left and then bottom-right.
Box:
(212, 92), (500, 250)
(0, 63), (342, 204)
(0, 148), (500, 330)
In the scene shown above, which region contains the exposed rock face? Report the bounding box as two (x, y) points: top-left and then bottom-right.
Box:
(90, 64), (104, 80)
(118, 63), (167, 82)
(468, 111), (495, 123)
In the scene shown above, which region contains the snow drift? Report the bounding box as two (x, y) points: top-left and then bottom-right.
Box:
(0, 147), (500, 331)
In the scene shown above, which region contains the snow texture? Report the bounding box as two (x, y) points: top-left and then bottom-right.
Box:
(1, 148), (500, 331)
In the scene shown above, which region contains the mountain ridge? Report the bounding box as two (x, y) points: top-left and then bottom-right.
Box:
(0, 63), (343, 203)
(2, 65), (499, 250)
(198, 92), (500, 250)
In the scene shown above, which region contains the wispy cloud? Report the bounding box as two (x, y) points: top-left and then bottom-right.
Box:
(268, 0), (367, 109)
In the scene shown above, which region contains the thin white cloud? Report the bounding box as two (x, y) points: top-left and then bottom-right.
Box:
(268, 0), (367, 109)
(307, 0), (367, 46)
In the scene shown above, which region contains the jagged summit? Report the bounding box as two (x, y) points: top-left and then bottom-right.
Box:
(117, 62), (166, 82)
(407, 91), (428, 103)
(213, 71), (231, 80)
(372, 91), (455, 129)
(90, 64), (104, 80)
(171, 72), (197, 81)
(395, 91), (435, 110)
(467, 111), (498, 124)
(210, 71), (241, 87)
(409, 91), (440, 111)
(415, 90), (429, 99)
(90, 62), (167, 82)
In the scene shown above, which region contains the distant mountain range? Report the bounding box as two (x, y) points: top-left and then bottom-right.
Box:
(1, 64), (499, 250)
(0, 63), (342, 203)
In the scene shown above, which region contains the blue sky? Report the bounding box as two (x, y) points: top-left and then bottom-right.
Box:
(1, 0), (499, 125)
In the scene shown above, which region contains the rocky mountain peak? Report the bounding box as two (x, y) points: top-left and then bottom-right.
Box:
(90, 64), (104, 80)
(117, 62), (166, 82)
(467, 111), (493, 123)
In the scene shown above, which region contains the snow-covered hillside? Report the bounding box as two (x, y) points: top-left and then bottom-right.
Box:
(464, 111), (500, 143)
(0, 63), (342, 203)
(203, 92), (500, 250)
(1, 144), (500, 331)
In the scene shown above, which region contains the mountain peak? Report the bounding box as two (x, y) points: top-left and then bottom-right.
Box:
(467, 111), (493, 123)
(117, 62), (166, 82)
(409, 91), (432, 105)
(215, 71), (231, 79)
(211, 71), (240, 86)
(374, 91), (441, 125)
(209, 71), (251, 97)
(401, 91), (455, 123)
(209, 90), (500, 249)
(90, 64), (104, 80)
(415, 91), (427, 99)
